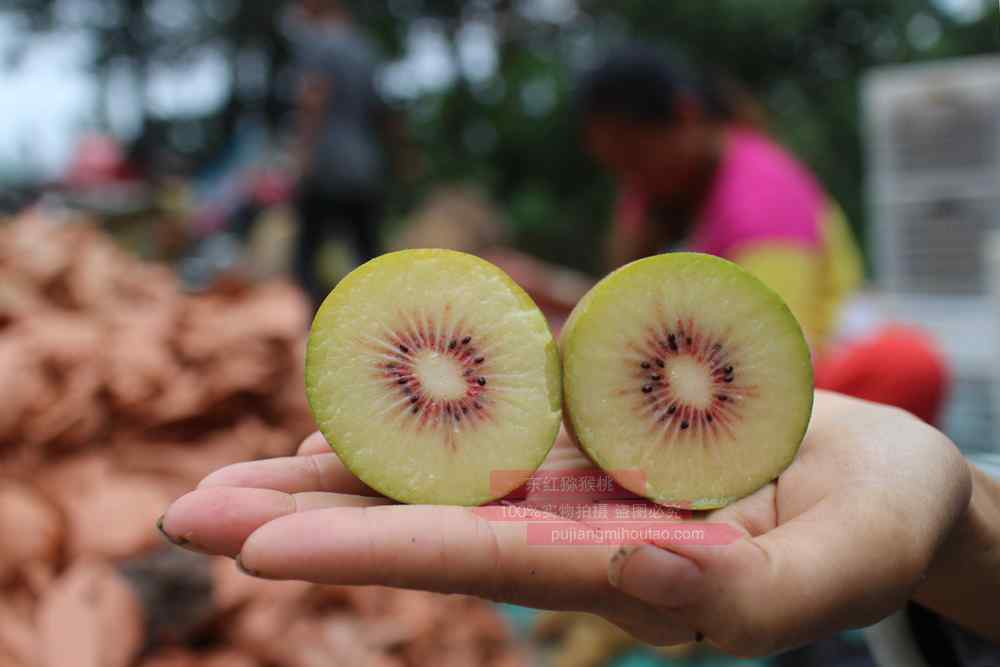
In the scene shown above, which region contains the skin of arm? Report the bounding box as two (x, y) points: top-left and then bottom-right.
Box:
(913, 463), (1000, 642)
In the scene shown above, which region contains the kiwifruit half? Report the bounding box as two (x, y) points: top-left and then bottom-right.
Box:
(306, 249), (562, 505)
(560, 253), (813, 509)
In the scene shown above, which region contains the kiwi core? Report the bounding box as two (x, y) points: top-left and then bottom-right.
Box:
(377, 330), (490, 430)
(667, 356), (713, 409)
(415, 352), (468, 400)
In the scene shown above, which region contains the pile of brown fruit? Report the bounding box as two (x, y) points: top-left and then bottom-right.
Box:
(0, 211), (528, 667)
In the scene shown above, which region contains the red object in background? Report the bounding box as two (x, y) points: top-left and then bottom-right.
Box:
(814, 325), (951, 426)
(64, 134), (141, 188)
(249, 169), (293, 207)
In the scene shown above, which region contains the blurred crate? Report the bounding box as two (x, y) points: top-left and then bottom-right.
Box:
(863, 55), (1000, 202)
(862, 56), (1000, 454)
(871, 198), (998, 296)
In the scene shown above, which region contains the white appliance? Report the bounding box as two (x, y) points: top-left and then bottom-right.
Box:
(862, 55), (1000, 454)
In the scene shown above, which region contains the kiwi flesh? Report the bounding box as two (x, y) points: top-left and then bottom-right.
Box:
(560, 253), (813, 509)
(306, 249), (562, 506)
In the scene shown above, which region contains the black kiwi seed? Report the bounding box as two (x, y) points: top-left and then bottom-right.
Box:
(686, 337), (693, 346)
(477, 377), (487, 386)
(409, 396), (419, 403)
(650, 374), (661, 381)
(397, 378), (408, 385)
(462, 336), (472, 345)
(411, 405), (420, 413)
(680, 421), (690, 430)
(667, 405), (677, 414)
(461, 406), (469, 414)
(724, 365), (734, 374)
(667, 335), (678, 352)
(656, 359), (665, 368)
(706, 415), (714, 423)
(640, 362), (651, 369)
(399, 344), (409, 353)
(724, 376), (734, 383)
(717, 394), (728, 402)
(474, 357), (485, 364)
(449, 340), (457, 349)
(473, 402), (482, 410)
(642, 384), (653, 394)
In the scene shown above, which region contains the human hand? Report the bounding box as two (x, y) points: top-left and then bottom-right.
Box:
(158, 391), (971, 657)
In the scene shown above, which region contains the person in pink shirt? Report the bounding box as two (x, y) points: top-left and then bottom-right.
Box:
(577, 44), (948, 425)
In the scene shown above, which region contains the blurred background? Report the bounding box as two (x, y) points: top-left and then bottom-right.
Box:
(1, 1), (999, 666)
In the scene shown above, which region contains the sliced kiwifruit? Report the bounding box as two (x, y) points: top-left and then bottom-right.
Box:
(306, 249), (562, 505)
(560, 253), (813, 509)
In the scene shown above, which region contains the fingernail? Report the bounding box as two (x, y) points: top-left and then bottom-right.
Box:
(607, 546), (638, 588)
(608, 545), (702, 609)
(157, 515), (213, 555)
(156, 514), (190, 547)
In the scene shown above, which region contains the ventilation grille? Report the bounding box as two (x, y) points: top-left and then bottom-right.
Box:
(865, 57), (1000, 193)
(942, 374), (997, 455)
(879, 198), (996, 296)
(889, 85), (999, 173)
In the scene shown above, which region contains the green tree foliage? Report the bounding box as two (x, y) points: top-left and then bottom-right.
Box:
(5, 0), (999, 273)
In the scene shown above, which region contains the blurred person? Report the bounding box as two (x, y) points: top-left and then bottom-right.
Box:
(576, 44), (949, 426)
(287, 0), (387, 308)
(578, 44), (861, 349)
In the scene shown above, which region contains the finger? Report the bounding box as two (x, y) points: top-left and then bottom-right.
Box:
(704, 482), (777, 538)
(199, 453), (378, 496)
(159, 487), (391, 556)
(543, 446), (591, 464)
(238, 504), (699, 646)
(239, 505), (623, 610)
(297, 431), (331, 456)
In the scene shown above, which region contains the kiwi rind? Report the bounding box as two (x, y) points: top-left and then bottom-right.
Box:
(559, 252), (813, 509)
(305, 249), (563, 506)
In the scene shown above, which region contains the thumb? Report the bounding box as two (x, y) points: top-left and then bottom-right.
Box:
(609, 493), (933, 657)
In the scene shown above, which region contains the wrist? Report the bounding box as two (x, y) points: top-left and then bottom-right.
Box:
(912, 463), (1000, 641)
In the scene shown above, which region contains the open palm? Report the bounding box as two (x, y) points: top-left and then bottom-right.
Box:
(160, 391), (969, 657)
